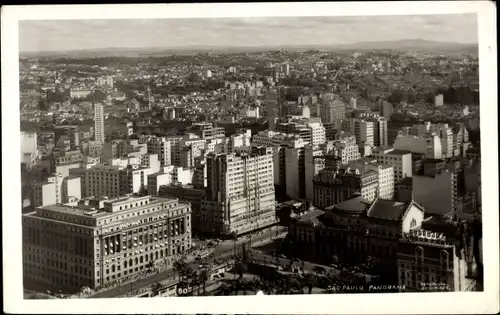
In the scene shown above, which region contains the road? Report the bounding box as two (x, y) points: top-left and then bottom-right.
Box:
(90, 225), (286, 298)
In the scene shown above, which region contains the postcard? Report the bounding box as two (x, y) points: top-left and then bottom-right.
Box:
(1, 2), (498, 314)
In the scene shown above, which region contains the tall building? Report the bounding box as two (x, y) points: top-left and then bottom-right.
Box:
(202, 147), (277, 236)
(308, 122), (326, 146)
(379, 101), (394, 121)
(371, 148), (413, 183)
(320, 99), (346, 129)
(21, 131), (38, 165)
(435, 94), (444, 107)
(285, 147), (306, 200)
(23, 195), (191, 291)
(343, 119), (375, 155)
(94, 103), (105, 143)
(412, 159), (458, 216)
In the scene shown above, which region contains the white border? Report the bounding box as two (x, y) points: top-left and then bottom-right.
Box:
(2, 2), (498, 314)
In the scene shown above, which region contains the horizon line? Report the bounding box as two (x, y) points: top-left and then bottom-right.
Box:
(19, 38), (479, 54)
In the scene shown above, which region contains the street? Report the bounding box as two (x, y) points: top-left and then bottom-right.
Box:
(90, 225), (287, 298)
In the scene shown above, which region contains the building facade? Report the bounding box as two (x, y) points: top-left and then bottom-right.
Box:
(201, 147), (277, 236)
(22, 195), (192, 291)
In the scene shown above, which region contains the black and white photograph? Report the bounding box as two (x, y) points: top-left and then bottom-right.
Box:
(2, 2), (498, 314)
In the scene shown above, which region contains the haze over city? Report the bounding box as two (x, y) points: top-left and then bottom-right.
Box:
(20, 14), (478, 52)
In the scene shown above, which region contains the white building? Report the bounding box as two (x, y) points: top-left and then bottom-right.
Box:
(347, 159), (395, 200)
(94, 103), (105, 143)
(97, 76), (114, 88)
(140, 136), (172, 167)
(308, 122), (326, 146)
(435, 94), (444, 107)
(202, 147), (277, 236)
(372, 148), (413, 183)
(33, 174), (81, 207)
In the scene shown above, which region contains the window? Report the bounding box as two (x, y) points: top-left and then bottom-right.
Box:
(410, 218), (417, 229)
(415, 246), (424, 265)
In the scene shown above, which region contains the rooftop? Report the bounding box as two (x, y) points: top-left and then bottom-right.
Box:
(398, 177), (413, 186)
(326, 195), (372, 214)
(388, 149), (412, 156)
(367, 199), (408, 221)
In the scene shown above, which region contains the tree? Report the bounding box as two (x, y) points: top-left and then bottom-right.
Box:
(233, 261), (247, 280)
(198, 269), (209, 294)
(151, 282), (163, 296)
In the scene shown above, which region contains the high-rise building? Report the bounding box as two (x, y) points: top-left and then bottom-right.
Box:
(23, 195), (191, 291)
(342, 119), (375, 151)
(371, 148), (413, 183)
(320, 99), (346, 129)
(308, 122), (326, 146)
(379, 101), (394, 121)
(21, 131), (38, 165)
(202, 147), (277, 236)
(285, 147), (306, 200)
(94, 103), (105, 143)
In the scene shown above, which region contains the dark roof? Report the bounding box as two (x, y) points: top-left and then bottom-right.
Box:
(367, 199), (408, 221)
(298, 209), (325, 223)
(327, 196), (372, 214)
(397, 177), (413, 186)
(389, 149), (412, 156)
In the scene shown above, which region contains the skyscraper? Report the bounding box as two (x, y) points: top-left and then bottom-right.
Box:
(202, 147), (277, 236)
(94, 103), (105, 143)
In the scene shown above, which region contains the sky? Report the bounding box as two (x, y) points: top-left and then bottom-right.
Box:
(19, 14), (478, 52)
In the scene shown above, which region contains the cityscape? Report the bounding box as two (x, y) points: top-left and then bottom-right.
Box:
(18, 14), (483, 300)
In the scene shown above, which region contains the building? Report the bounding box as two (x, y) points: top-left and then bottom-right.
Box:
(201, 147), (277, 236)
(308, 122), (326, 146)
(395, 177), (413, 203)
(140, 136), (172, 167)
(22, 195), (192, 291)
(394, 135), (442, 159)
(342, 119), (375, 151)
(189, 123), (225, 140)
(435, 94), (444, 107)
(69, 164), (155, 199)
(287, 196), (426, 283)
(379, 101), (393, 121)
(320, 99), (346, 129)
(346, 159), (395, 200)
(70, 88), (93, 99)
(147, 166), (194, 196)
(97, 76), (114, 88)
(21, 131), (38, 165)
(285, 147), (306, 200)
(371, 148), (412, 183)
(312, 167), (379, 209)
(412, 159), (458, 216)
(397, 229), (469, 291)
(32, 174), (81, 208)
(94, 103), (105, 143)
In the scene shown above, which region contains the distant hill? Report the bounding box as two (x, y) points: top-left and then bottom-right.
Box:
(332, 39), (478, 54)
(20, 39), (478, 58)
